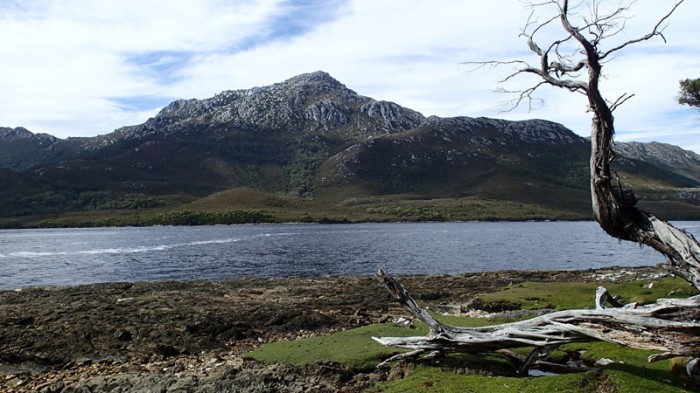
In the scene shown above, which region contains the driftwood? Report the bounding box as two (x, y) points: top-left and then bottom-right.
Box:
(374, 268), (700, 367)
(374, 0), (700, 376)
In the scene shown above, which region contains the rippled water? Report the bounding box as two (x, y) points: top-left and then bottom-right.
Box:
(1, 221), (697, 289)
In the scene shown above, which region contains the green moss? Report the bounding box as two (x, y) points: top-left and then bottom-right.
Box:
(477, 277), (696, 311)
(246, 276), (700, 392)
(370, 367), (600, 393)
(557, 342), (692, 392)
(364, 341), (693, 392)
(247, 323), (428, 372)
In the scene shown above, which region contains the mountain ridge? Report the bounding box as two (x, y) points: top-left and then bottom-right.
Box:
(1, 71), (699, 224)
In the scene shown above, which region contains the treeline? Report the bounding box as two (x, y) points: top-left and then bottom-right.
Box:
(146, 210), (271, 226)
(32, 209), (272, 228)
(365, 206), (446, 221)
(0, 190), (163, 216)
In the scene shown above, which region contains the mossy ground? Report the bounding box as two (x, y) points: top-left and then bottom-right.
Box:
(248, 276), (699, 392)
(475, 275), (696, 310)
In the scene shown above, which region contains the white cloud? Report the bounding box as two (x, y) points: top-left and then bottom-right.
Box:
(0, 0), (698, 153)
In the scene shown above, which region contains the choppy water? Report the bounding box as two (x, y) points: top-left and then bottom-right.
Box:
(1, 221), (697, 289)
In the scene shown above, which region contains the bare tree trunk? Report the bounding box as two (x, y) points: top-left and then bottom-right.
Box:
(578, 6), (700, 291)
(590, 89), (700, 288)
(374, 0), (700, 375)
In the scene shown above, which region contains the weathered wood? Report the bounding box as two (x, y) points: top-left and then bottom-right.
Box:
(496, 349), (597, 374)
(374, 269), (700, 363)
(466, 1), (700, 287)
(595, 286), (626, 309)
(375, 1), (700, 379)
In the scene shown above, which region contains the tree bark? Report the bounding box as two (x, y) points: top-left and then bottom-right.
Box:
(588, 78), (700, 287)
(572, 0), (700, 289)
(374, 0), (700, 374)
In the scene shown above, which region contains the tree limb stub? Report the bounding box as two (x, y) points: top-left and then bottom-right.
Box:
(374, 269), (700, 364)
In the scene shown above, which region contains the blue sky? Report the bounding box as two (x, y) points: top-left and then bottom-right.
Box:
(1, 0), (698, 153)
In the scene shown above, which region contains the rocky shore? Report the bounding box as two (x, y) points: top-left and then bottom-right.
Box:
(0, 267), (668, 392)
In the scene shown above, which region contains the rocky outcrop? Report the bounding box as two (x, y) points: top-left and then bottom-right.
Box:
(107, 71), (426, 143)
(322, 116), (589, 188)
(0, 127), (70, 171)
(615, 141), (700, 183)
(0, 127), (59, 144)
(0, 127), (34, 140)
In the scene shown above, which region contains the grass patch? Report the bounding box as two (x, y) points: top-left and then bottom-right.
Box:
(556, 341), (692, 392)
(369, 367), (601, 393)
(248, 315), (526, 372)
(476, 276), (696, 311)
(247, 323), (428, 372)
(247, 277), (699, 392)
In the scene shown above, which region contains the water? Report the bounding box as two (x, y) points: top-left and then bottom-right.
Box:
(0, 221), (698, 290)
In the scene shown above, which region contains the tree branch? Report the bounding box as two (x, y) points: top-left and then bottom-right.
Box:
(381, 0), (700, 381)
(608, 93), (635, 112)
(600, 1), (685, 60)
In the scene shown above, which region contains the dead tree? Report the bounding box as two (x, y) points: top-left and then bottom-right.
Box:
(375, 0), (700, 375)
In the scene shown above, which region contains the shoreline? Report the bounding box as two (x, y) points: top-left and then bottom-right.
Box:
(1, 262), (667, 293)
(0, 266), (672, 392)
(1, 217), (601, 230)
(2, 217), (698, 231)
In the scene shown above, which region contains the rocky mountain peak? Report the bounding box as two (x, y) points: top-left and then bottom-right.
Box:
(0, 127), (59, 144)
(142, 71), (356, 130)
(114, 71), (426, 141)
(0, 127), (34, 140)
(280, 71), (346, 92)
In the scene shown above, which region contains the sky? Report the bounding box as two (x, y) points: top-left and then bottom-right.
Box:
(1, 0), (698, 153)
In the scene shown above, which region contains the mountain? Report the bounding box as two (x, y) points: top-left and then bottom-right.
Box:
(2, 72), (426, 196)
(615, 141), (700, 184)
(319, 116), (589, 196)
(1, 71), (699, 224)
(0, 127), (78, 171)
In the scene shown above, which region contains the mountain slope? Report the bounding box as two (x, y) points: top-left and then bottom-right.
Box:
(1, 72), (427, 198)
(0, 127), (79, 171)
(615, 141), (700, 185)
(316, 116), (592, 213)
(1, 71), (698, 222)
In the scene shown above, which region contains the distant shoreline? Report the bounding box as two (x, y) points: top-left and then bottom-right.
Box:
(3, 215), (699, 231)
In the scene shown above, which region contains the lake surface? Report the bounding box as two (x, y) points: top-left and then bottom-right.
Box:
(1, 221), (698, 290)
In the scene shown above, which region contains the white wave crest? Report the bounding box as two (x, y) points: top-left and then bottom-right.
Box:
(0, 237), (243, 259)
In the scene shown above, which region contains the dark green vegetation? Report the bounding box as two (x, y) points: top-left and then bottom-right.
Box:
(29, 209), (271, 228)
(475, 278), (697, 311)
(249, 276), (699, 392)
(2, 72), (699, 228)
(680, 77), (700, 108)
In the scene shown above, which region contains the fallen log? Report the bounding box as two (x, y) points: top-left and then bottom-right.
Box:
(373, 268), (700, 370)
